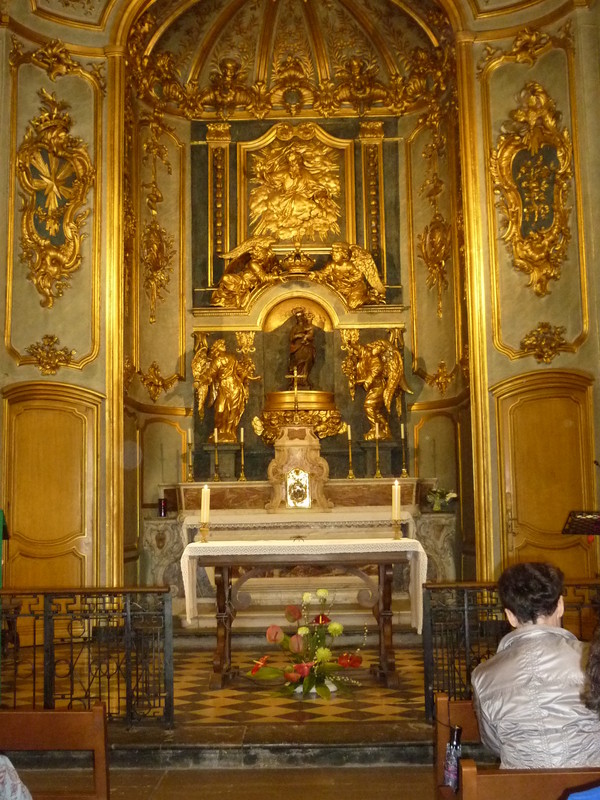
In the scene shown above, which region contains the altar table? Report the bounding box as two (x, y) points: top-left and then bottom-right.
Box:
(180, 537), (427, 687)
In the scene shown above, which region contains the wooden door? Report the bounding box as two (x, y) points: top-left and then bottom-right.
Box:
(2, 382), (102, 589)
(493, 370), (597, 582)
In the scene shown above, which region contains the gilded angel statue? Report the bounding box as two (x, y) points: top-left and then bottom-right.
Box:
(191, 332), (259, 443)
(311, 242), (385, 309)
(210, 236), (281, 309)
(341, 329), (411, 440)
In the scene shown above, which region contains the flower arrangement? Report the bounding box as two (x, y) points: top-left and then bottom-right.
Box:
(247, 588), (363, 700)
(427, 488), (457, 512)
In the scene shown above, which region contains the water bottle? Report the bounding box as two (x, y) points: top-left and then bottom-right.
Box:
(443, 725), (462, 793)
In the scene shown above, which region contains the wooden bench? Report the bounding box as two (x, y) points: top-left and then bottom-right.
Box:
(435, 693), (600, 800)
(0, 703), (109, 800)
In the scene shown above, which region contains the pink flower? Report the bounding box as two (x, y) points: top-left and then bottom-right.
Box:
(266, 625), (284, 644)
(283, 668), (302, 683)
(293, 662), (314, 678)
(284, 604), (302, 622)
(288, 633), (304, 653)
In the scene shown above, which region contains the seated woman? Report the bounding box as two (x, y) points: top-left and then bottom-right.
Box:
(0, 754), (32, 800)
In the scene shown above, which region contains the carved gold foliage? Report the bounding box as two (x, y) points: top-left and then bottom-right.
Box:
(25, 334), (75, 375)
(10, 36), (106, 93)
(257, 409), (344, 446)
(139, 361), (179, 403)
(123, 355), (137, 394)
(417, 211), (452, 318)
(478, 24), (572, 74)
(424, 361), (456, 396)
(16, 89), (95, 308)
(490, 83), (572, 296)
(141, 219), (175, 323)
(520, 322), (567, 363)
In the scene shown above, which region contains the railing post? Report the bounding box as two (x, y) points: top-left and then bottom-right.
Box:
(422, 586), (434, 722)
(43, 593), (55, 709)
(163, 592), (174, 726)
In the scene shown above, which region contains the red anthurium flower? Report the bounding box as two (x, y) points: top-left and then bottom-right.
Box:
(284, 604), (302, 623)
(293, 662), (314, 678)
(313, 613), (330, 624)
(338, 653), (351, 667)
(283, 668), (302, 683)
(266, 625), (284, 644)
(349, 653), (363, 668)
(251, 656), (269, 675)
(288, 633), (304, 653)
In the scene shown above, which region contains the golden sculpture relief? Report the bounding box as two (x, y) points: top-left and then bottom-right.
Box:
(10, 37), (106, 93)
(417, 210), (452, 319)
(424, 361), (456, 396)
(311, 242), (385, 310)
(192, 331), (259, 443)
(140, 107), (176, 323)
(490, 82), (573, 296)
(139, 361), (180, 403)
(478, 24), (572, 74)
(249, 136), (341, 244)
(16, 89), (95, 308)
(520, 322), (567, 364)
(210, 236), (282, 309)
(255, 409), (344, 446)
(340, 328), (411, 440)
(141, 218), (175, 323)
(25, 334), (75, 375)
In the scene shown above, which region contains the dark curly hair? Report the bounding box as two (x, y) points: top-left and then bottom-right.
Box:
(498, 562), (564, 624)
(584, 628), (600, 713)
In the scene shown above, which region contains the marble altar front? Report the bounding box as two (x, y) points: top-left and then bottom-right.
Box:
(142, 477), (457, 629)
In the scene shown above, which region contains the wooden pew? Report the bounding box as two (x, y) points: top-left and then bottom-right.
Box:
(0, 703), (109, 800)
(435, 693), (600, 800)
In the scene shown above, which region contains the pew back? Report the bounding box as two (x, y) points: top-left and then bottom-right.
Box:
(0, 704), (109, 800)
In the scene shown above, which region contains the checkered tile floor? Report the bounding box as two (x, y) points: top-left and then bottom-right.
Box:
(173, 644), (426, 727)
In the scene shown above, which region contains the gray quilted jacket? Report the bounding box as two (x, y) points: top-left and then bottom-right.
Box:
(471, 624), (600, 768)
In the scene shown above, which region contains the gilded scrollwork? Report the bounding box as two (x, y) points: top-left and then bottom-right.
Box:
(520, 322), (567, 364)
(255, 409), (344, 446)
(478, 24), (572, 75)
(490, 82), (573, 296)
(417, 210), (452, 319)
(424, 361), (456, 396)
(16, 89), (95, 308)
(25, 334), (75, 375)
(139, 361), (180, 403)
(10, 36), (106, 93)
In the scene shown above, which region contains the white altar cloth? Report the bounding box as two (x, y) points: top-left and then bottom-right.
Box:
(181, 536), (427, 633)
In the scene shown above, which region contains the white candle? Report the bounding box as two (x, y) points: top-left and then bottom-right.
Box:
(187, 428), (193, 447)
(392, 479), (401, 522)
(375, 422), (379, 440)
(200, 484), (210, 525)
(240, 427), (244, 444)
(214, 427), (218, 445)
(401, 423), (405, 440)
(347, 424), (351, 441)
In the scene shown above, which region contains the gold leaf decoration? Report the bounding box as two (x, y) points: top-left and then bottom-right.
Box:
(138, 362), (180, 403)
(417, 211), (452, 319)
(490, 82), (573, 296)
(16, 89), (95, 308)
(25, 334), (75, 375)
(424, 361), (456, 396)
(520, 322), (567, 363)
(141, 219), (175, 323)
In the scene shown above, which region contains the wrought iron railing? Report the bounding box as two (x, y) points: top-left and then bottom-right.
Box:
(0, 588), (174, 726)
(422, 580), (600, 721)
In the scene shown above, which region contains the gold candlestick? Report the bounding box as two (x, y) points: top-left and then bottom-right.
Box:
(374, 431), (382, 479)
(393, 520), (403, 540)
(347, 437), (355, 480)
(213, 440), (221, 482)
(239, 439), (247, 481)
(194, 523), (210, 543)
(186, 446), (194, 482)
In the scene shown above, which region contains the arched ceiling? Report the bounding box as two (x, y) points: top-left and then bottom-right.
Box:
(126, 0), (455, 120)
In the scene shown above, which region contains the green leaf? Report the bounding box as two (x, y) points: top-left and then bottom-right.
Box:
(247, 666), (284, 680)
(315, 683), (331, 701)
